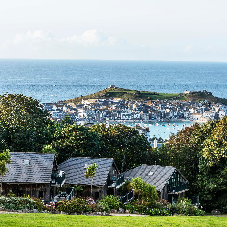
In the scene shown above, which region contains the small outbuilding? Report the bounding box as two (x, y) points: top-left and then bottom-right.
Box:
(123, 164), (189, 203)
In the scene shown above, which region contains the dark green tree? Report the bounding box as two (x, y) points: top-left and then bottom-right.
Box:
(0, 149), (11, 194)
(197, 117), (227, 211)
(0, 94), (55, 152)
(52, 124), (102, 164)
(90, 124), (151, 172)
(151, 117), (227, 211)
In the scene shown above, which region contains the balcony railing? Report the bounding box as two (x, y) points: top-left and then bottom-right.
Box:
(120, 190), (134, 204)
(108, 175), (124, 188)
(168, 182), (188, 194)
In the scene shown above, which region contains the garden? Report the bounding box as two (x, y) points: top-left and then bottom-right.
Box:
(0, 177), (205, 216)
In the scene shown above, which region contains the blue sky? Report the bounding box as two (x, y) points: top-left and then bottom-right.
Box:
(1, 0), (227, 61)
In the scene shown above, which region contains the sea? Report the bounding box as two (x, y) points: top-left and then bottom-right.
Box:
(0, 59), (227, 139)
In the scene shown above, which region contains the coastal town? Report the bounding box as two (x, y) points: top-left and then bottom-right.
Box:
(42, 89), (227, 124)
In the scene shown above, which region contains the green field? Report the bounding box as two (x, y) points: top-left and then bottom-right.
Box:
(66, 87), (184, 103)
(0, 213), (227, 227)
(64, 87), (227, 105)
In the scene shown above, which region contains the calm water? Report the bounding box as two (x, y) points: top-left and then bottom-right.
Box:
(123, 121), (193, 140)
(1, 59), (225, 139)
(0, 59), (227, 103)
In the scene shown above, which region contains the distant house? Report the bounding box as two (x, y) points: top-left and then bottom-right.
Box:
(123, 164), (189, 203)
(2, 153), (65, 201)
(58, 157), (122, 200)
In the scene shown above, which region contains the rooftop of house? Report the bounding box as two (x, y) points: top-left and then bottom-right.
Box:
(3, 152), (55, 184)
(123, 164), (187, 192)
(58, 157), (117, 187)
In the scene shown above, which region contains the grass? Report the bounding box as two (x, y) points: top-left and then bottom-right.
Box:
(0, 213), (227, 227)
(66, 87), (185, 104)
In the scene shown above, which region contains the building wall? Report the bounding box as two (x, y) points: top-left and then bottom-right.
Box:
(3, 183), (52, 201)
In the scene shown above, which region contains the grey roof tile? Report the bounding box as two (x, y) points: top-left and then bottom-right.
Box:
(58, 157), (114, 187)
(124, 164), (178, 192)
(3, 152), (55, 184)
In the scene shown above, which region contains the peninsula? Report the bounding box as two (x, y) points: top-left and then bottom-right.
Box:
(42, 86), (227, 124)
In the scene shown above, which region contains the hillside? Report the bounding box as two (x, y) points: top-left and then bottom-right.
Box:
(64, 87), (184, 104)
(63, 87), (227, 105)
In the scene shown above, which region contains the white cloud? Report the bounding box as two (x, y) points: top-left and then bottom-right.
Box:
(11, 29), (117, 48)
(13, 30), (54, 44)
(61, 29), (118, 47)
(184, 45), (193, 53)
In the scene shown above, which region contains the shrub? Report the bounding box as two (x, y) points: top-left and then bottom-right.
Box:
(147, 207), (170, 216)
(85, 197), (96, 212)
(0, 196), (36, 210)
(168, 198), (205, 216)
(32, 197), (45, 211)
(98, 195), (122, 210)
(56, 197), (91, 214)
(95, 201), (110, 213)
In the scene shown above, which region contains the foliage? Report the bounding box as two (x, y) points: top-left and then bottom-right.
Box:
(90, 124), (151, 172)
(0, 196), (36, 210)
(0, 149), (11, 193)
(0, 94), (55, 152)
(98, 195), (122, 210)
(32, 197), (46, 212)
(151, 117), (227, 211)
(125, 201), (170, 216)
(95, 201), (111, 213)
(168, 198), (205, 216)
(117, 180), (131, 196)
(85, 163), (98, 179)
(53, 123), (151, 173)
(130, 176), (158, 205)
(52, 124), (102, 164)
(56, 197), (91, 214)
(85, 163), (98, 197)
(41, 145), (56, 154)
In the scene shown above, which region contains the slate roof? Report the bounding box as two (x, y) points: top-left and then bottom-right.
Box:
(124, 164), (187, 192)
(3, 152), (55, 184)
(58, 157), (114, 187)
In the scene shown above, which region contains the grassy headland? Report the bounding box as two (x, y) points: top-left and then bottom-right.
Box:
(64, 87), (227, 105)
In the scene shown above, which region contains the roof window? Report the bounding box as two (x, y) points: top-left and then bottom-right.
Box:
(24, 160), (30, 165)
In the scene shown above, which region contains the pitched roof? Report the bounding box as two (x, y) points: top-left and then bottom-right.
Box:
(123, 164), (185, 192)
(3, 152), (55, 184)
(58, 157), (114, 187)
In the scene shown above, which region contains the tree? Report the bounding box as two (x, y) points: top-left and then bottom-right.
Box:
(130, 176), (146, 204)
(90, 124), (151, 172)
(197, 117), (227, 211)
(130, 176), (158, 205)
(85, 163), (98, 197)
(151, 117), (227, 211)
(0, 94), (55, 152)
(52, 124), (102, 164)
(0, 149), (11, 194)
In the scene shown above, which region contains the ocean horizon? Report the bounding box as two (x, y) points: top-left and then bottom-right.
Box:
(0, 59), (227, 103)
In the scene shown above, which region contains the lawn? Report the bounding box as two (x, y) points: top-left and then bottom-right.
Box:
(0, 213), (226, 227)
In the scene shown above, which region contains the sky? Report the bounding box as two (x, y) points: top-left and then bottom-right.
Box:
(1, 0), (227, 61)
